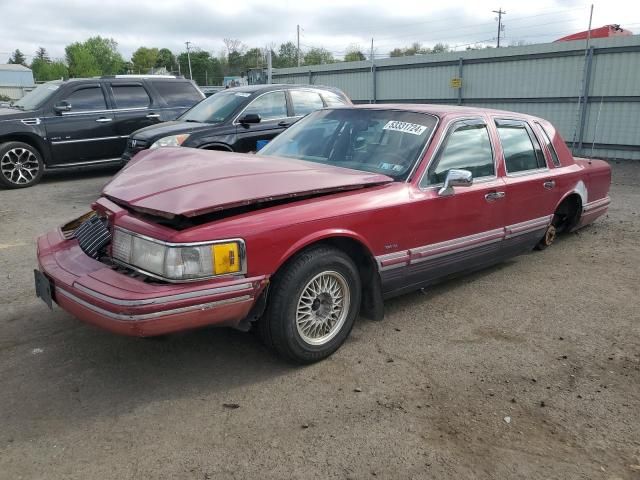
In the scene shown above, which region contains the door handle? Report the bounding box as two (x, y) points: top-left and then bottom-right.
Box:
(485, 191), (506, 202)
(146, 113), (160, 119)
(543, 180), (556, 190)
(95, 117), (113, 123)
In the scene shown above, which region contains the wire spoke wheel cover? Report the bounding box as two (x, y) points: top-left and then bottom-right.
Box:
(296, 270), (351, 346)
(1, 147), (40, 185)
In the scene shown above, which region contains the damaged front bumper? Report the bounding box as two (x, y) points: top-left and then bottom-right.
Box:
(36, 228), (268, 337)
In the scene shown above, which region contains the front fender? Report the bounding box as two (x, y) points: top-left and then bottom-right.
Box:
(275, 228), (376, 271)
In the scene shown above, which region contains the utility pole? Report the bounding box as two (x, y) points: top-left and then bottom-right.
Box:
(185, 41), (193, 80)
(493, 8), (506, 48)
(267, 49), (272, 84)
(297, 25), (301, 67)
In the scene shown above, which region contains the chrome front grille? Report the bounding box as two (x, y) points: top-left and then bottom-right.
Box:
(74, 216), (111, 259)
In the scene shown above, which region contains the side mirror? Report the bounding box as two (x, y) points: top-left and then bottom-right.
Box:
(438, 169), (473, 196)
(54, 101), (72, 114)
(239, 113), (261, 124)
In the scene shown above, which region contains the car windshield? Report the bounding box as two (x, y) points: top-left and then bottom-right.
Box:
(258, 108), (438, 181)
(179, 90), (250, 123)
(13, 81), (61, 110)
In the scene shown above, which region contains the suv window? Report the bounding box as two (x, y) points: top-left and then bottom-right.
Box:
(243, 91), (287, 121)
(112, 84), (151, 109)
(322, 91), (348, 107)
(422, 121), (494, 186)
(535, 122), (560, 167)
(291, 90), (324, 116)
(496, 120), (547, 173)
(64, 87), (106, 112)
(151, 81), (202, 107)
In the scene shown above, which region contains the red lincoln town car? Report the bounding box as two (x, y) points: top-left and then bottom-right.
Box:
(35, 105), (611, 363)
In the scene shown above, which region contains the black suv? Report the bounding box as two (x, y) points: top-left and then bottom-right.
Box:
(0, 76), (204, 188)
(121, 84), (350, 161)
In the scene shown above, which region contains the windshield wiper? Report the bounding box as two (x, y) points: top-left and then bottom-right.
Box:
(183, 119), (201, 123)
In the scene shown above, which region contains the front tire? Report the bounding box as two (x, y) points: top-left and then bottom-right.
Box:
(258, 246), (361, 363)
(0, 142), (44, 189)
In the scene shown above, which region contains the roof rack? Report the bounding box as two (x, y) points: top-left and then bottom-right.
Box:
(99, 75), (183, 79)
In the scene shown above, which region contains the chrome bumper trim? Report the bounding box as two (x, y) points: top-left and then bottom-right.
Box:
(57, 287), (252, 321)
(74, 282), (254, 307)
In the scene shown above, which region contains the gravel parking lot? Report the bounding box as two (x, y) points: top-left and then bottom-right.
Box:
(0, 162), (638, 479)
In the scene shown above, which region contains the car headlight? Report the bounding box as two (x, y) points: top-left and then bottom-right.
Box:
(111, 228), (244, 281)
(149, 134), (190, 149)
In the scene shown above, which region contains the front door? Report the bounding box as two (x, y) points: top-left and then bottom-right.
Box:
(45, 84), (121, 165)
(233, 90), (290, 152)
(382, 119), (508, 294)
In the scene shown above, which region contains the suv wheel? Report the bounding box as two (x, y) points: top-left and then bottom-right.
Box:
(0, 142), (44, 189)
(258, 246), (361, 363)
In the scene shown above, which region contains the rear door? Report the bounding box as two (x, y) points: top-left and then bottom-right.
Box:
(109, 82), (161, 156)
(493, 118), (559, 252)
(233, 90), (290, 152)
(45, 83), (121, 165)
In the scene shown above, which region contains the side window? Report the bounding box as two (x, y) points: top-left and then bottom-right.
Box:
(151, 81), (203, 107)
(291, 90), (324, 116)
(422, 121), (494, 186)
(535, 122), (560, 167)
(242, 91), (287, 121)
(496, 120), (547, 173)
(322, 91), (348, 107)
(64, 87), (106, 112)
(112, 85), (151, 109)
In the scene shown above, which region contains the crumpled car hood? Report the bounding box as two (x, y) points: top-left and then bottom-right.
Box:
(103, 148), (393, 218)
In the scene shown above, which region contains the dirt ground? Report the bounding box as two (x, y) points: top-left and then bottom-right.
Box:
(0, 162), (638, 480)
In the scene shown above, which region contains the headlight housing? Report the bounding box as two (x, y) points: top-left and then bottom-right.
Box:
(149, 134), (190, 149)
(111, 228), (244, 282)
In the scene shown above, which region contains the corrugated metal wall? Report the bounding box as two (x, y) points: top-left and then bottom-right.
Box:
(273, 36), (640, 160)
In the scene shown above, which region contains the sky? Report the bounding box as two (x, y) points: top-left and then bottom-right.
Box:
(1, 0), (639, 62)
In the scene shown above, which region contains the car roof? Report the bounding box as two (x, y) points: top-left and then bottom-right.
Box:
(352, 103), (542, 121)
(227, 84), (343, 94)
(60, 76), (190, 84)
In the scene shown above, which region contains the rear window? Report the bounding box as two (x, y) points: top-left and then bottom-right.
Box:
(535, 122), (561, 167)
(151, 81), (203, 107)
(112, 84), (151, 109)
(322, 91), (348, 107)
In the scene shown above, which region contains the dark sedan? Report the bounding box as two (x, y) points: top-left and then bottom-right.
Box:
(121, 84), (351, 160)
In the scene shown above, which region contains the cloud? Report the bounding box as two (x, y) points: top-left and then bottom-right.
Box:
(1, 0), (637, 62)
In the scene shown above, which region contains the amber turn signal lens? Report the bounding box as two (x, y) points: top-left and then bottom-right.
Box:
(212, 242), (240, 275)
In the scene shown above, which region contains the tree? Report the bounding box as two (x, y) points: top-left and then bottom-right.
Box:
(131, 47), (159, 73)
(155, 48), (176, 71)
(65, 43), (100, 77)
(83, 36), (124, 74)
(274, 41), (299, 68)
(344, 44), (366, 62)
(31, 58), (68, 81)
(303, 47), (335, 66)
(65, 37), (124, 77)
(34, 47), (50, 63)
(7, 49), (27, 66)
(432, 43), (450, 54)
(389, 48), (404, 57)
(177, 50), (223, 85)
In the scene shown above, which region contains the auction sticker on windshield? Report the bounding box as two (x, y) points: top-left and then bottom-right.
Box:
(383, 121), (427, 135)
